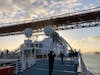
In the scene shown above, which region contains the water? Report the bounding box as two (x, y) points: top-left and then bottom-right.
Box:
(82, 54), (100, 75)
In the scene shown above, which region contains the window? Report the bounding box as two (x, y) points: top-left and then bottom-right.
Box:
(30, 44), (34, 47)
(39, 44), (42, 48)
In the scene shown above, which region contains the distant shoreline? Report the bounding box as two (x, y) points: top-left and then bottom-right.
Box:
(82, 52), (100, 54)
(94, 52), (100, 54)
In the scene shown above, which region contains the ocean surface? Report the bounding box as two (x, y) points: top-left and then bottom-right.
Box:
(82, 54), (100, 75)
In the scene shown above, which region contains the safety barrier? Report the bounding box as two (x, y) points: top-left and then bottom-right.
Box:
(79, 53), (90, 75)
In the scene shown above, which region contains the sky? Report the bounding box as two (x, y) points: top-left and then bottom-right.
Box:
(0, 0), (100, 53)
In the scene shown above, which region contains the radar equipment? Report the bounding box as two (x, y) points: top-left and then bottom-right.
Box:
(21, 28), (35, 71)
(24, 28), (32, 39)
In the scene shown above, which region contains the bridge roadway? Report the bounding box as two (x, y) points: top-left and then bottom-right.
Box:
(0, 7), (100, 36)
(22, 59), (78, 75)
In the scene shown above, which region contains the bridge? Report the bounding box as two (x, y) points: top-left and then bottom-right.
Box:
(0, 7), (100, 36)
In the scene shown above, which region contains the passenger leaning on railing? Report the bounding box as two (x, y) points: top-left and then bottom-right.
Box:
(69, 50), (74, 60)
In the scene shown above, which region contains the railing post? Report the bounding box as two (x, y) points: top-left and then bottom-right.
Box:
(15, 60), (18, 74)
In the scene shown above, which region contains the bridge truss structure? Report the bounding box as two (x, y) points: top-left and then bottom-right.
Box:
(0, 7), (100, 36)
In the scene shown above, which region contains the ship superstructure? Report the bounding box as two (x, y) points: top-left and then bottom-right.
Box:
(0, 27), (92, 75)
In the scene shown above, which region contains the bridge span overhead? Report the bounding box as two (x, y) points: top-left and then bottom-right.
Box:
(0, 8), (100, 36)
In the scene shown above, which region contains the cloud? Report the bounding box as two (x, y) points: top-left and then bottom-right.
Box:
(88, 36), (100, 42)
(59, 34), (100, 53)
(0, 0), (12, 10)
(0, 0), (100, 26)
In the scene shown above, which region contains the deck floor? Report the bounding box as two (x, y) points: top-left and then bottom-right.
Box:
(22, 58), (78, 75)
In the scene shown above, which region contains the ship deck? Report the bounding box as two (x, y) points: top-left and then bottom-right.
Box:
(22, 58), (79, 75)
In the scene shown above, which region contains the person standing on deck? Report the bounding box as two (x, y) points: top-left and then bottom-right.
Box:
(48, 50), (56, 75)
(69, 50), (74, 60)
(60, 51), (64, 64)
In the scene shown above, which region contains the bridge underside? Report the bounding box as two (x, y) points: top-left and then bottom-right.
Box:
(0, 10), (100, 36)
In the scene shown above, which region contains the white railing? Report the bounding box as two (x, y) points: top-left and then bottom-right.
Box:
(12, 60), (22, 74)
(80, 54), (91, 75)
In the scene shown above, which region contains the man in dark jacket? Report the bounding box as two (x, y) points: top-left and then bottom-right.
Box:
(60, 51), (64, 64)
(48, 51), (56, 75)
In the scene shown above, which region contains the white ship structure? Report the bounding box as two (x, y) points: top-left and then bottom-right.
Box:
(0, 26), (92, 75)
